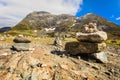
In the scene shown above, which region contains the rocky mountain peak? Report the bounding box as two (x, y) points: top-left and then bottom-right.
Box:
(10, 11), (120, 39)
(27, 11), (51, 18)
(79, 13), (103, 21)
(75, 13), (120, 31)
(81, 13), (95, 19)
(12, 11), (75, 30)
(32, 11), (50, 15)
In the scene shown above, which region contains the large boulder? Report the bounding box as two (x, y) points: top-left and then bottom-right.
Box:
(92, 52), (108, 63)
(65, 42), (106, 55)
(13, 37), (31, 43)
(12, 43), (30, 51)
(76, 31), (107, 43)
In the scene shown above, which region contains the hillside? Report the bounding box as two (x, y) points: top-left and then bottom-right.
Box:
(12, 11), (75, 31)
(0, 27), (11, 33)
(72, 13), (120, 39)
(10, 11), (120, 39)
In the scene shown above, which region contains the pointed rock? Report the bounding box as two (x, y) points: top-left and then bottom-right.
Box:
(92, 52), (108, 63)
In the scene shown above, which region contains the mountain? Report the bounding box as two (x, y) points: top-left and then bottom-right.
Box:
(0, 27), (11, 33)
(12, 11), (75, 31)
(72, 13), (120, 39)
(12, 11), (120, 39)
(73, 13), (120, 30)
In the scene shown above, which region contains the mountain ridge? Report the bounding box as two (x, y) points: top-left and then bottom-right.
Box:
(12, 11), (75, 30)
(8, 11), (120, 39)
(12, 11), (120, 30)
(0, 27), (11, 33)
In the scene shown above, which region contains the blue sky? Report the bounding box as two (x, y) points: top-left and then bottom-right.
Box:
(76, 0), (120, 25)
(0, 0), (120, 27)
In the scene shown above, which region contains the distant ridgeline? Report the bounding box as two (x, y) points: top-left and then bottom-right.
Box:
(0, 27), (11, 33)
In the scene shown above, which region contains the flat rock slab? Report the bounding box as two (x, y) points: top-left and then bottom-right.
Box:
(12, 43), (30, 51)
(13, 37), (31, 43)
(65, 42), (106, 55)
(92, 52), (108, 63)
(76, 31), (107, 43)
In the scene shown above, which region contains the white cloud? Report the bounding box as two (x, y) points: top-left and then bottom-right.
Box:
(116, 17), (120, 20)
(110, 15), (114, 18)
(0, 0), (83, 27)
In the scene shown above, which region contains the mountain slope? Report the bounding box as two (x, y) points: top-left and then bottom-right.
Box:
(11, 12), (120, 39)
(74, 13), (120, 30)
(72, 13), (120, 39)
(0, 27), (11, 33)
(12, 11), (76, 30)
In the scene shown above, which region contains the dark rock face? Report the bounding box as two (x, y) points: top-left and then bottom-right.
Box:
(65, 42), (106, 55)
(13, 37), (31, 43)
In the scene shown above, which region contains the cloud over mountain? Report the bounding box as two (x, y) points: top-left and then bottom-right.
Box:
(116, 17), (120, 20)
(0, 0), (83, 27)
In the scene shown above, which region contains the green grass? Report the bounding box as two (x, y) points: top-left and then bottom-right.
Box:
(105, 40), (120, 46)
(5, 30), (36, 36)
(0, 37), (77, 46)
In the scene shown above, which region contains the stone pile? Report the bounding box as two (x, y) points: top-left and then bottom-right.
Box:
(54, 36), (62, 46)
(12, 35), (31, 51)
(65, 22), (108, 63)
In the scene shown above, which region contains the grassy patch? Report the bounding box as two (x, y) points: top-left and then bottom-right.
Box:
(105, 40), (120, 46)
(31, 37), (55, 44)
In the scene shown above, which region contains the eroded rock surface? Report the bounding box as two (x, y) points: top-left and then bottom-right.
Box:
(76, 31), (107, 43)
(13, 36), (31, 43)
(92, 51), (108, 63)
(65, 42), (106, 55)
(12, 43), (30, 51)
(0, 41), (119, 80)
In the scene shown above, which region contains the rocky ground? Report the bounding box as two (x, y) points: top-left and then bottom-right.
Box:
(0, 38), (120, 80)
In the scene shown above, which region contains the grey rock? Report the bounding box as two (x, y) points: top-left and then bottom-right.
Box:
(54, 37), (62, 46)
(81, 22), (98, 33)
(65, 42), (106, 55)
(76, 31), (107, 43)
(13, 37), (31, 43)
(92, 52), (108, 63)
(12, 43), (30, 51)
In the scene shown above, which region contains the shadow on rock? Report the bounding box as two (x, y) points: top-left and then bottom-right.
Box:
(51, 49), (102, 63)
